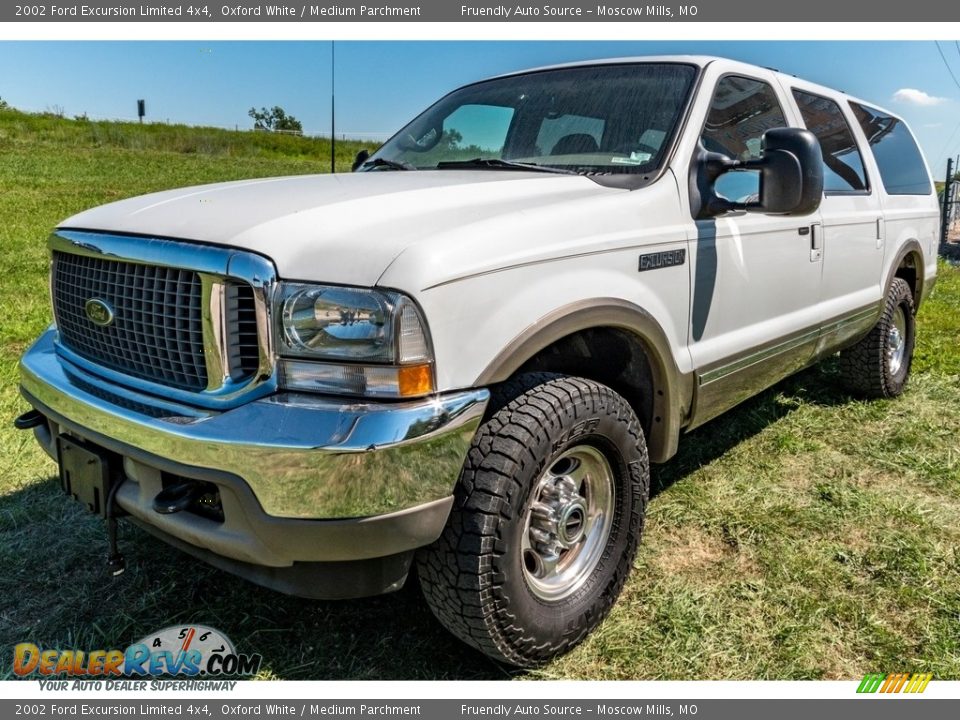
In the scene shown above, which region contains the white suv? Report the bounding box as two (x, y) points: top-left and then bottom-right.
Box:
(18, 56), (939, 666)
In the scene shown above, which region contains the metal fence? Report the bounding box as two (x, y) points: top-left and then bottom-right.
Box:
(940, 158), (959, 245)
(948, 180), (960, 238)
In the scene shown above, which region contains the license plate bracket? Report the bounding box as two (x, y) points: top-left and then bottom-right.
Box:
(57, 435), (113, 518)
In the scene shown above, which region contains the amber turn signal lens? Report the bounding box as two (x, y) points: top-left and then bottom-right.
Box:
(398, 363), (434, 397)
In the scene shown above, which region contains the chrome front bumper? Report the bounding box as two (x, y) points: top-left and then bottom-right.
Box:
(19, 329), (488, 578)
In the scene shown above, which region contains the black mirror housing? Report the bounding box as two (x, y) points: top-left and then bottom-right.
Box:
(351, 149), (370, 172)
(753, 127), (823, 216)
(689, 127), (824, 219)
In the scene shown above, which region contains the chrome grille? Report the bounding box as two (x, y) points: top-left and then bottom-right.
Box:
(48, 231), (276, 409)
(52, 251), (208, 391)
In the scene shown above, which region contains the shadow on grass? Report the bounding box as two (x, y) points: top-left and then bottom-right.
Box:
(651, 360), (851, 497)
(0, 363), (854, 680)
(0, 479), (510, 681)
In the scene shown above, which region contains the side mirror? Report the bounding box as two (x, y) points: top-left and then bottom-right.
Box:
(351, 149), (370, 172)
(754, 128), (824, 215)
(689, 127), (824, 219)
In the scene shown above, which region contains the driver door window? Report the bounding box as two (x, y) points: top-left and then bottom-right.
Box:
(701, 76), (787, 202)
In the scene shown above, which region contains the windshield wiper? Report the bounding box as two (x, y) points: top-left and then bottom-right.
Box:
(435, 158), (577, 175)
(361, 157), (417, 171)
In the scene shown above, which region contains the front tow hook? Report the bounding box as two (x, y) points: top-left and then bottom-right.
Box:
(13, 409), (45, 430)
(152, 480), (207, 515)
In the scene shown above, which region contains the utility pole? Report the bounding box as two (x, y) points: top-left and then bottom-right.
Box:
(941, 157), (954, 247)
(330, 41), (336, 175)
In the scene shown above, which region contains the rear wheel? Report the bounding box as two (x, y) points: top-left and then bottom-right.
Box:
(416, 375), (648, 667)
(838, 277), (916, 398)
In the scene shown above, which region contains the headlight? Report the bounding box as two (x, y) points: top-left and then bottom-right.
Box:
(275, 283), (434, 398)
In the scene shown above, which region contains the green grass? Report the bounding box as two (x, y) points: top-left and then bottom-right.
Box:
(2, 108), (960, 680)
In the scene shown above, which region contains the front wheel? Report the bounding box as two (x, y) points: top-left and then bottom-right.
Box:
(416, 375), (649, 667)
(838, 277), (916, 398)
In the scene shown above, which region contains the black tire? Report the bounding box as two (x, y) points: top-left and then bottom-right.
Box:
(838, 277), (916, 398)
(416, 375), (649, 667)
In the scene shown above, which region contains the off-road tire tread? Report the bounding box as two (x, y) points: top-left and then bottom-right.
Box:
(838, 277), (915, 399)
(416, 374), (648, 667)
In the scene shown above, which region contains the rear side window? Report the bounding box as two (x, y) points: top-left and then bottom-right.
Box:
(793, 90), (868, 193)
(850, 103), (931, 195)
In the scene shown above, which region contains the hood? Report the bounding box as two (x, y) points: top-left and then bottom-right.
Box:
(60, 171), (617, 287)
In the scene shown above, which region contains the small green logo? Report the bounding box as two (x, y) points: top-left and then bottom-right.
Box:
(857, 673), (932, 694)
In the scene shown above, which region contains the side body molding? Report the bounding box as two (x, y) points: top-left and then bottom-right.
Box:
(475, 299), (694, 463)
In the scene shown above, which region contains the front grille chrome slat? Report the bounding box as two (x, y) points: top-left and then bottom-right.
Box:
(225, 282), (261, 381)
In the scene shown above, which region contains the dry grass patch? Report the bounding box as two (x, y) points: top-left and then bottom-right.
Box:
(650, 525), (761, 582)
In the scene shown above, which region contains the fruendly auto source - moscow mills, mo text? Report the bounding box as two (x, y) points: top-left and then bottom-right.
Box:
(460, 4), (696, 17)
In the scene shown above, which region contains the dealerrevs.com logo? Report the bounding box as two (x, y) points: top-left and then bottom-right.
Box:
(13, 625), (262, 683)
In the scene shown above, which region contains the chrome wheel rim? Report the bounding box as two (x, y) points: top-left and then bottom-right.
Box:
(520, 445), (615, 602)
(887, 306), (907, 376)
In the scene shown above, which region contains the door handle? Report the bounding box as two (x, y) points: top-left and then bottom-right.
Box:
(809, 223), (822, 262)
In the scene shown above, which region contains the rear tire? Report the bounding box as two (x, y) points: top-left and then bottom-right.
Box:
(416, 375), (649, 667)
(838, 277), (915, 398)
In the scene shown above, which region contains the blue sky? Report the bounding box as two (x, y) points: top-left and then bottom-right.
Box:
(1, 40), (958, 173)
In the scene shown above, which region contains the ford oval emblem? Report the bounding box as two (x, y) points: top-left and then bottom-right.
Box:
(84, 298), (115, 327)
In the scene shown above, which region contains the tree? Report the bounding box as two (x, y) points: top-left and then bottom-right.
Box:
(248, 106), (302, 133)
(0, 97), (9, 110)
(438, 128), (463, 149)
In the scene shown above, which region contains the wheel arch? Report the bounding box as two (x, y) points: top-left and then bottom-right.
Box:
(886, 240), (926, 312)
(474, 299), (693, 463)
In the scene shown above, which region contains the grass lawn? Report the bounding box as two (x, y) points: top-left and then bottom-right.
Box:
(1, 109), (959, 680)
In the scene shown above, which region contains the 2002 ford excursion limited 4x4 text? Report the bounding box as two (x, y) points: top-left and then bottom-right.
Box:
(17, 57), (939, 666)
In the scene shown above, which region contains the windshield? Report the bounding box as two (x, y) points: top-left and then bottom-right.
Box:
(364, 63), (698, 177)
